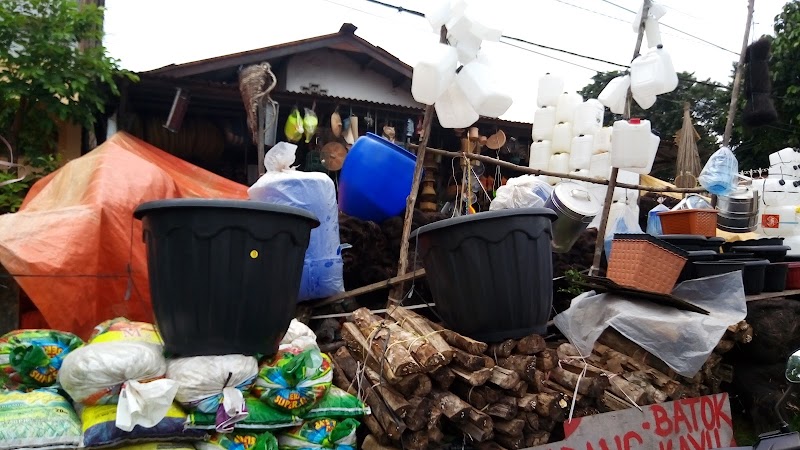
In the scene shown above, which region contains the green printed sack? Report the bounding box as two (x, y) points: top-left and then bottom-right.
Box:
(302, 386), (369, 420)
(186, 396), (301, 431)
(81, 403), (206, 448)
(277, 418), (358, 450)
(0, 329), (83, 390)
(0, 389), (82, 450)
(195, 431), (279, 450)
(251, 348), (332, 416)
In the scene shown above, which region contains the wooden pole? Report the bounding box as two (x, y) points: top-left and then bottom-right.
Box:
(590, 0), (651, 276)
(722, 0), (756, 147)
(389, 26), (447, 305)
(257, 100), (266, 177)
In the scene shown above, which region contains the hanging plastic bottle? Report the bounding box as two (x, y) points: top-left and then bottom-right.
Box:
(610, 118), (653, 169)
(598, 75), (630, 115)
(435, 83), (479, 128)
(654, 45), (679, 94)
(411, 43), (458, 105)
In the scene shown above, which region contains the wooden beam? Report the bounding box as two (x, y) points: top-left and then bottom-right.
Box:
(311, 269), (426, 307)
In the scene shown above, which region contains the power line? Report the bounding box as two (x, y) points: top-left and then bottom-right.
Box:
(551, 0), (629, 24)
(499, 40), (606, 73)
(597, 0), (740, 55)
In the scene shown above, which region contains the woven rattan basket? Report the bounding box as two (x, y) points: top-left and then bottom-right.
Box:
(607, 234), (688, 294)
(657, 209), (718, 237)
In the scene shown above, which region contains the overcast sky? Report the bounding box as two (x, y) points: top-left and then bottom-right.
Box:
(102, 0), (788, 123)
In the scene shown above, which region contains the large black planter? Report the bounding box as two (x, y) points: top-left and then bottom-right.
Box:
(134, 199), (319, 357)
(411, 208), (557, 342)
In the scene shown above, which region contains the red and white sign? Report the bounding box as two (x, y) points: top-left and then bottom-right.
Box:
(762, 214), (781, 229)
(527, 393), (736, 450)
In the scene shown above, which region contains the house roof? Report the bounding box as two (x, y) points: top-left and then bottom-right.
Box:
(146, 23), (413, 86)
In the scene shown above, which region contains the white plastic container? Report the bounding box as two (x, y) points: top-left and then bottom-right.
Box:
(633, 90), (657, 110)
(549, 153), (570, 184)
(614, 170), (641, 202)
(630, 51), (662, 101)
(610, 118), (653, 169)
(573, 99), (605, 136)
(552, 122), (573, 153)
(556, 92), (583, 123)
(465, 5), (502, 41)
(435, 82), (479, 128)
(411, 44), (458, 105)
(537, 73), (564, 107)
(427, 0), (466, 32)
(455, 32), (482, 64)
(770, 147), (797, 166)
(625, 132), (661, 175)
(532, 106), (557, 141)
(593, 127), (613, 154)
(446, 11), (476, 44)
(569, 135), (593, 170)
(762, 177), (796, 207)
(655, 46), (679, 94)
(529, 141), (552, 173)
(645, 17), (662, 48)
(589, 152), (611, 180)
(758, 205), (800, 237)
(455, 60), (513, 118)
(598, 75), (630, 115)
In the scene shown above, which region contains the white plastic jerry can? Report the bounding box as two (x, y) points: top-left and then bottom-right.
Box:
(572, 99), (605, 136)
(455, 60), (513, 118)
(435, 82), (479, 129)
(598, 75), (630, 115)
(593, 127), (613, 154)
(537, 73), (564, 107)
(532, 106), (557, 141)
(589, 152), (612, 180)
(625, 132), (661, 175)
(411, 43), (459, 105)
(529, 140), (552, 171)
(759, 205), (800, 237)
(548, 153), (570, 184)
(552, 122), (573, 153)
(610, 118), (653, 169)
(769, 147), (797, 166)
(569, 135), (593, 170)
(556, 92), (583, 123)
(654, 45), (679, 94)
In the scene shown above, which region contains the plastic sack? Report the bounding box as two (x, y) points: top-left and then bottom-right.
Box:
(0, 329), (83, 390)
(186, 396), (302, 431)
(285, 108), (304, 143)
(646, 201), (669, 235)
(554, 271), (748, 377)
(278, 418), (359, 450)
(196, 431), (279, 450)
(0, 389), (81, 450)
(248, 142), (344, 301)
(116, 379), (180, 432)
(489, 175), (552, 211)
(80, 403), (206, 448)
(167, 355), (259, 433)
(699, 146), (739, 196)
(302, 386), (370, 420)
(251, 348), (333, 415)
(58, 341), (169, 405)
(603, 202), (644, 259)
(279, 320), (319, 353)
(89, 317), (162, 345)
(303, 109), (318, 144)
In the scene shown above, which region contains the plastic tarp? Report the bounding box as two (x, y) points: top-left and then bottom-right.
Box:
(0, 132), (247, 338)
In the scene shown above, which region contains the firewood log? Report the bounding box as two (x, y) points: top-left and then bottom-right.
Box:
(517, 394), (537, 412)
(494, 433), (524, 449)
(452, 364), (494, 386)
(488, 339), (517, 358)
(533, 391), (568, 422)
(538, 416), (558, 432)
(362, 365), (412, 418)
(550, 365), (610, 398)
(498, 355), (537, 383)
(482, 355), (497, 368)
(535, 349), (558, 371)
(332, 347), (405, 440)
(598, 391), (634, 412)
(427, 320), (488, 354)
(623, 372), (668, 404)
(516, 334), (547, 355)
(430, 365), (455, 390)
(593, 343), (685, 400)
(524, 431), (550, 447)
(486, 397), (518, 420)
(453, 347), (488, 370)
(401, 430), (428, 450)
(476, 442), (509, 450)
(362, 434), (398, 449)
(714, 339), (735, 354)
(490, 366), (521, 390)
(494, 418), (525, 436)
(393, 373), (432, 398)
(332, 360), (389, 444)
(453, 408), (495, 443)
(341, 322), (401, 384)
(403, 397), (429, 431)
(352, 308), (442, 372)
(543, 381), (590, 408)
(387, 307), (454, 363)
(522, 411), (540, 432)
(452, 379), (489, 409)
(506, 380), (529, 398)
(597, 329), (676, 378)
(427, 427), (444, 444)
(431, 390), (471, 422)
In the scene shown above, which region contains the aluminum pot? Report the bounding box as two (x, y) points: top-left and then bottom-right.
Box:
(717, 211), (759, 232)
(545, 182), (602, 253)
(717, 189), (759, 215)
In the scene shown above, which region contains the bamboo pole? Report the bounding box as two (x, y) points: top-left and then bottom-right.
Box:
(723, 0), (756, 147)
(389, 26), (447, 306)
(589, 0), (651, 276)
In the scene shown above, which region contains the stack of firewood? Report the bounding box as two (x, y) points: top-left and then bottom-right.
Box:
(330, 306), (750, 450)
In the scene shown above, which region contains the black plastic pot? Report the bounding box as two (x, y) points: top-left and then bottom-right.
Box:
(656, 235), (725, 252)
(715, 252), (755, 260)
(679, 250), (718, 281)
(411, 208), (557, 342)
(134, 199), (319, 357)
(730, 245), (791, 262)
(720, 258), (770, 295)
(764, 262), (789, 292)
(721, 237), (784, 253)
(694, 260), (745, 278)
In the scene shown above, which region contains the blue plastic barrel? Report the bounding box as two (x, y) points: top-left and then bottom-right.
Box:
(338, 133), (416, 223)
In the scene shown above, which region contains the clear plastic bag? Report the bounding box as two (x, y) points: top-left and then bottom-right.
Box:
(646, 200), (669, 235)
(699, 146), (739, 196)
(284, 108), (304, 143)
(303, 108), (318, 144)
(604, 202), (643, 259)
(489, 175), (551, 210)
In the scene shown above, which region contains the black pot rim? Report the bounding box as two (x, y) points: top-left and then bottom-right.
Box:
(133, 198), (320, 227)
(730, 245), (791, 253)
(410, 208), (557, 239)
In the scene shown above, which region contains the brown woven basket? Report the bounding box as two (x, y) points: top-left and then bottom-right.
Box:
(607, 237), (687, 294)
(657, 209), (718, 237)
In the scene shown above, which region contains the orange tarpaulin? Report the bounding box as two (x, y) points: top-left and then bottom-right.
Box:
(0, 132), (248, 338)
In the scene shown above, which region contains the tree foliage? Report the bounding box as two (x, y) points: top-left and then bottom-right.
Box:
(0, 0), (137, 156)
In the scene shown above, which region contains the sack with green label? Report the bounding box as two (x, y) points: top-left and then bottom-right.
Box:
(251, 348), (332, 416)
(0, 389), (82, 450)
(0, 329), (83, 391)
(277, 418), (358, 450)
(195, 431), (279, 450)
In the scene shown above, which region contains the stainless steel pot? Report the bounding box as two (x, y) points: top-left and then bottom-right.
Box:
(717, 189), (759, 214)
(545, 182), (602, 253)
(717, 211), (759, 232)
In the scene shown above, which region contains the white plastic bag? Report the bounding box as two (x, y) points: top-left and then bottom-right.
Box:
(249, 142), (344, 301)
(279, 319), (319, 352)
(603, 202), (643, 259)
(116, 378), (179, 431)
(646, 201), (669, 235)
(489, 175), (552, 211)
(699, 146), (739, 196)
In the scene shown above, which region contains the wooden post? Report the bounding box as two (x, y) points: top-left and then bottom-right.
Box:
(0, 264), (19, 337)
(389, 26), (447, 305)
(257, 99), (266, 177)
(590, 0), (651, 276)
(723, 0), (756, 147)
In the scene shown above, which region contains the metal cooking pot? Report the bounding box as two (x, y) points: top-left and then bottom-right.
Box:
(717, 189), (759, 215)
(717, 211), (759, 233)
(545, 182), (602, 253)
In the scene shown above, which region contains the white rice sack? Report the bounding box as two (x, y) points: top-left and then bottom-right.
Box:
(279, 319), (319, 352)
(58, 341), (167, 405)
